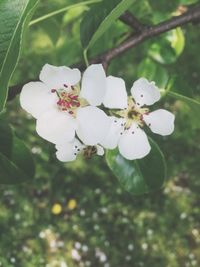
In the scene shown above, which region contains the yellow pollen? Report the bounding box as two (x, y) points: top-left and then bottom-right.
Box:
(118, 97), (149, 128)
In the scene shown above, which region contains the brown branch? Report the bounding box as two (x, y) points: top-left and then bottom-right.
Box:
(92, 4), (200, 69)
(8, 4), (200, 101)
(120, 11), (145, 32)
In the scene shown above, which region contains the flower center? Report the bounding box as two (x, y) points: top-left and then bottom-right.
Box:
(51, 85), (87, 117)
(118, 97), (149, 129)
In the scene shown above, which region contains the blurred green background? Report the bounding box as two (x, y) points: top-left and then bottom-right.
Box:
(1, 0), (200, 266)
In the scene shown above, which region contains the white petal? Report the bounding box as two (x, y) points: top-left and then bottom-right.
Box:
(56, 139), (84, 162)
(20, 82), (57, 119)
(131, 78), (160, 106)
(76, 106), (110, 146)
(56, 143), (76, 162)
(143, 109), (175, 136)
(36, 108), (77, 144)
(80, 64), (106, 106)
(118, 124), (151, 160)
(103, 76), (128, 109)
(40, 64), (81, 89)
(96, 145), (104, 156)
(100, 117), (125, 149)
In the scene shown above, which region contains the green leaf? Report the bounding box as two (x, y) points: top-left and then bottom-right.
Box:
(29, 0), (101, 26)
(167, 91), (200, 128)
(0, 0), (39, 112)
(0, 121), (35, 184)
(0, 120), (13, 158)
(106, 139), (166, 195)
(179, 0), (199, 5)
(148, 28), (185, 64)
(41, 19), (61, 45)
(80, 0), (135, 49)
(137, 58), (169, 88)
(167, 27), (185, 56)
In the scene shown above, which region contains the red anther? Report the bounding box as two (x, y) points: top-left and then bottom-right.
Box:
(65, 102), (71, 108)
(71, 95), (78, 100)
(51, 89), (56, 93)
(57, 99), (62, 105)
(64, 84), (68, 88)
(76, 102), (80, 107)
(69, 111), (74, 114)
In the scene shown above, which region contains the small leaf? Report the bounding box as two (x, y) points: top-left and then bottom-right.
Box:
(0, 0), (39, 112)
(41, 19), (61, 45)
(80, 0), (135, 49)
(0, 121), (35, 184)
(106, 139), (166, 195)
(148, 28), (185, 64)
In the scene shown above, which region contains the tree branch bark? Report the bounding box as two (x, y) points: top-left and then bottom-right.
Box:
(92, 4), (200, 68)
(119, 11), (145, 32)
(8, 4), (200, 101)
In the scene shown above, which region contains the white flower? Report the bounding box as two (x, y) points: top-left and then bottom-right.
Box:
(100, 77), (175, 160)
(56, 138), (104, 162)
(20, 64), (110, 146)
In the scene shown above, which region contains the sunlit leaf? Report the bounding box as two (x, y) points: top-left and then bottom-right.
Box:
(148, 28), (185, 64)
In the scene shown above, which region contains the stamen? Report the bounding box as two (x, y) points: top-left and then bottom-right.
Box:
(63, 84), (68, 88)
(51, 89), (56, 93)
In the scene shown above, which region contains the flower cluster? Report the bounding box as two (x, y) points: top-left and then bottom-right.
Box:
(20, 64), (175, 162)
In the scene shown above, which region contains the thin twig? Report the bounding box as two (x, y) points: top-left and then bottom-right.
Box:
(92, 4), (200, 68)
(120, 11), (145, 32)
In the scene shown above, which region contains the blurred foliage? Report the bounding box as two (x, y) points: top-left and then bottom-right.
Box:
(0, 0), (200, 266)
